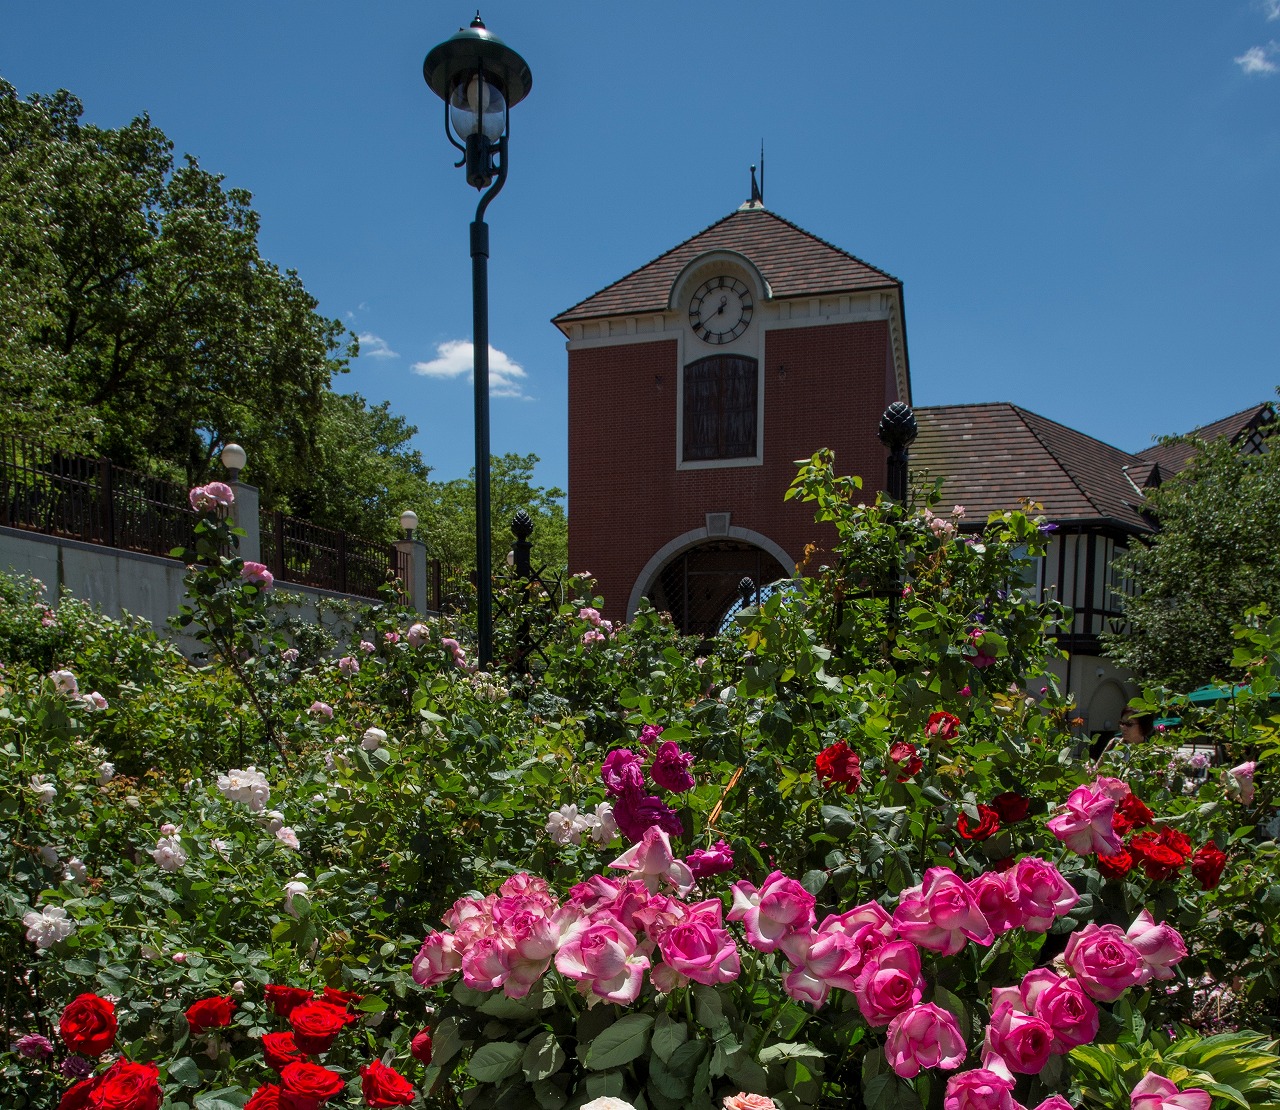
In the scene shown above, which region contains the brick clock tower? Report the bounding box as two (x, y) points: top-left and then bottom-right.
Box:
(552, 198), (911, 636)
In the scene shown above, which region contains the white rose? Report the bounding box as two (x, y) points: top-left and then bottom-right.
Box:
(23, 906), (75, 949)
(97, 762), (115, 785)
(361, 727), (388, 751)
(590, 802), (619, 845)
(275, 826), (300, 851)
(49, 669), (79, 697)
(545, 804), (581, 846)
(29, 775), (57, 806)
(149, 835), (187, 873)
(283, 880), (309, 917)
(63, 858), (88, 884)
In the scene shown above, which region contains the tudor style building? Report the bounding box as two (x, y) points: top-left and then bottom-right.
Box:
(552, 200), (910, 634)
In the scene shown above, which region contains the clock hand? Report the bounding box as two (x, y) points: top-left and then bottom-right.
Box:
(695, 295), (728, 324)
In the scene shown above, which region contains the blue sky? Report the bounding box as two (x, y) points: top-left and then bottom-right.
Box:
(5, 2), (1278, 495)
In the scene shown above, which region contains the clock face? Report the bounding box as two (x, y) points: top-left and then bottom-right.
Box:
(689, 276), (753, 344)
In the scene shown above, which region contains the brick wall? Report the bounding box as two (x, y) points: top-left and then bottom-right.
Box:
(568, 319), (897, 622)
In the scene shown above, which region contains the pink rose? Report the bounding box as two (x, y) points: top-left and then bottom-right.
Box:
(610, 825), (694, 894)
(337, 655), (359, 677)
(650, 741), (696, 793)
(1027, 973), (1099, 1053)
(405, 623), (428, 647)
(1010, 857), (1079, 932)
(1046, 785), (1124, 857)
(968, 871), (1025, 935)
(495, 906), (560, 998)
(1063, 924), (1145, 1001)
(852, 940), (924, 1026)
(944, 1068), (1024, 1110)
(800, 903), (894, 992)
(1093, 775), (1130, 802)
(411, 931), (460, 987)
(983, 1001), (1053, 1075)
(1031, 1100), (1076, 1110)
(556, 913), (649, 1004)
(1225, 761), (1257, 805)
(686, 840), (735, 879)
(1130, 1071), (1212, 1110)
(728, 872), (815, 955)
(459, 934), (510, 992)
(1123, 910), (1186, 983)
(241, 562), (274, 589)
(723, 1096), (778, 1110)
(893, 867), (993, 955)
(656, 899), (740, 986)
(601, 749), (645, 797)
(885, 1002), (967, 1078)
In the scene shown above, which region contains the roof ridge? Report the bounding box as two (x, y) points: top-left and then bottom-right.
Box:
(751, 208), (901, 285)
(1012, 406), (1108, 519)
(552, 209), (746, 322)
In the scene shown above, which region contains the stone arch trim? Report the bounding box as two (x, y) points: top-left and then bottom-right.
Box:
(626, 525), (796, 621)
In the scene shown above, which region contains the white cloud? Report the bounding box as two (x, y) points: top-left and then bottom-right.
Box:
(411, 339), (531, 399)
(1236, 43), (1279, 74)
(1265, 0), (1280, 21)
(357, 333), (399, 359)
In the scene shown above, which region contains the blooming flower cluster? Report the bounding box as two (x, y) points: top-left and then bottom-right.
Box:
(188, 481), (235, 513)
(596, 728), (697, 843)
(578, 607), (616, 649)
(240, 561), (274, 589)
(23, 904), (75, 949)
(546, 801), (618, 847)
(216, 766), (271, 813)
(1047, 775), (1227, 888)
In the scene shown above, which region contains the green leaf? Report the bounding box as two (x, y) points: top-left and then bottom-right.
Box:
(167, 1056), (204, 1087)
(431, 1016), (464, 1068)
(532, 1078), (567, 1110)
(651, 1012), (689, 1062)
(522, 1031), (566, 1083)
(757, 1042), (824, 1064)
(195, 1090), (249, 1110)
(63, 958), (98, 977)
(585, 1013), (654, 1071)
(863, 1073), (923, 1110)
(468, 1041), (525, 1084)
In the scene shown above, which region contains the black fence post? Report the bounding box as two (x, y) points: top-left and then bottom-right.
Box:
(511, 509), (534, 674)
(512, 509), (533, 579)
(738, 576), (756, 611)
(877, 401), (918, 504)
(98, 457), (115, 548)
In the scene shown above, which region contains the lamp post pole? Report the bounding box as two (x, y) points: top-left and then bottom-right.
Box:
(424, 13), (532, 668)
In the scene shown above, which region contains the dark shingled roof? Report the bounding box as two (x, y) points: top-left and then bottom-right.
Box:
(1135, 403), (1274, 476)
(552, 207), (899, 326)
(913, 403), (1155, 533)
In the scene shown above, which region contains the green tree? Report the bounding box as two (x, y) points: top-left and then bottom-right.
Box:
(425, 452), (568, 575)
(1104, 415), (1280, 689)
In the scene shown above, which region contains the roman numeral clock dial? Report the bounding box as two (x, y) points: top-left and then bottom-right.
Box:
(689, 276), (753, 343)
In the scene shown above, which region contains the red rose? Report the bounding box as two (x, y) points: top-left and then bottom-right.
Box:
(59, 994), (118, 1057)
(1129, 832), (1186, 881)
(410, 1029), (433, 1065)
(956, 803), (1001, 841)
(1097, 846), (1134, 880)
(989, 853), (1018, 873)
(263, 1031), (307, 1071)
(360, 1059), (417, 1107)
(59, 1078), (100, 1110)
(815, 741), (861, 793)
(281, 1060), (345, 1103)
(320, 986), (363, 1009)
(185, 995), (236, 1036)
(1191, 842), (1227, 890)
(245, 1085), (282, 1110)
(990, 791), (1030, 824)
(1112, 793), (1155, 835)
(1157, 826), (1193, 861)
(288, 1000), (355, 1055)
(925, 711), (961, 742)
(264, 985), (314, 1017)
(85, 1060), (161, 1110)
(887, 741), (923, 781)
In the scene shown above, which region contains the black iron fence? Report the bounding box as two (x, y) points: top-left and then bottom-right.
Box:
(0, 432), (409, 603)
(0, 434), (196, 558)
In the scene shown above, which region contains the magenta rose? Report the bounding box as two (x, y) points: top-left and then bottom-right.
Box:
(853, 940), (924, 1026)
(1063, 924), (1146, 1002)
(968, 871), (1025, 935)
(1130, 1071), (1212, 1110)
(650, 741), (696, 793)
(728, 871), (815, 955)
(943, 1068), (1022, 1110)
(601, 749), (645, 797)
(893, 867), (993, 955)
(686, 839), (735, 879)
(1046, 784), (1123, 857)
(1010, 856), (1079, 932)
(1030, 974), (1099, 1053)
(1031, 1100), (1076, 1110)
(1124, 909), (1187, 984)
(984, 1000), (1053, 1074)
(657, 899), (740, 986)
(885, 1002), (967, 1079)
(613, 791), (682, 842)
(555, 913), (650, 1004)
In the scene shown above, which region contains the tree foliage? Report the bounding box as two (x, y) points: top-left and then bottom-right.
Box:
(1104, 414), (1280, 689)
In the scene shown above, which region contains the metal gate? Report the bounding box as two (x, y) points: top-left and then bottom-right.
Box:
(646, 541), (787, 638)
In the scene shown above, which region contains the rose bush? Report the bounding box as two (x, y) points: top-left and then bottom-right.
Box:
(0, 459), (1277, 1109)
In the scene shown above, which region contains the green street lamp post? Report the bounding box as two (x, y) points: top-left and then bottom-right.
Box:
(424, 12), (532, 667)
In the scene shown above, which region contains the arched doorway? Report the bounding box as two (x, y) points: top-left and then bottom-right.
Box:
(644, 540), (788, 638)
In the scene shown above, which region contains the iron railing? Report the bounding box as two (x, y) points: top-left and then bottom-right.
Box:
(259, 509), (397, 601)
(0, 434), (196, 558)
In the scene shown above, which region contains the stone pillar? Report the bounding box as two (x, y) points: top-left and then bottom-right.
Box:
(395, 538), (429, 615)
(226, 481), (261, 562)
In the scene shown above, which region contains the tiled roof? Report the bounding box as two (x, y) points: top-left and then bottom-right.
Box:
(912, 403), (1155, 532)
(1135, 403), (1274, 476)
(552, 207), (899, 326)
